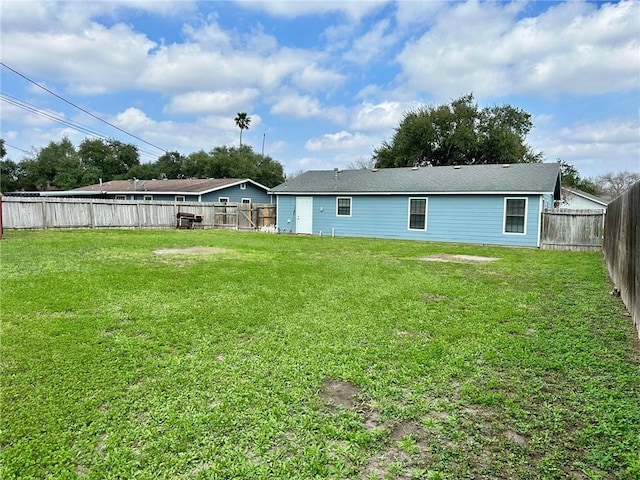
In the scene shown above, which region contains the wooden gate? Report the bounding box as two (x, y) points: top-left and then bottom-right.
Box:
(213, 203), (276, 230)
(541, 209), (605, 251)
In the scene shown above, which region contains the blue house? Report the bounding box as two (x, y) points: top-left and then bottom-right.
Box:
(44, 178), (272, 204)
(270, 163), (562, 247)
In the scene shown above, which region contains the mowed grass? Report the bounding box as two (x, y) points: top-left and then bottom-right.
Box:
(1, 229), (639, 480)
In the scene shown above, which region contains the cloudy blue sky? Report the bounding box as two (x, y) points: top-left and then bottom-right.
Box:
(1, 0), (638, 178)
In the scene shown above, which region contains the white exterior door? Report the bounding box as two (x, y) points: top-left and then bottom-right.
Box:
(296, 197), (313, 234)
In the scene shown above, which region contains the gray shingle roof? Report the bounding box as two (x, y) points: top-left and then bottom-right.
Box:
(71, 178), (265, 194)
(561, 187), (608, 206)
(272, 163), (561, 195)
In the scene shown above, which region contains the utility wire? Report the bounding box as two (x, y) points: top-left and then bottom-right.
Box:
(1, 61), (168, 154)
(1, 93), (161, 161)
(4, 143), (30, 154)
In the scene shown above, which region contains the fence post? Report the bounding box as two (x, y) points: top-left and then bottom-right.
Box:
(89, 199), (95, 228)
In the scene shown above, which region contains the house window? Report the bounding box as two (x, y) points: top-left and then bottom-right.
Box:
(219, 197), (229, 203)
(336, 197), (352, 217)
(175, 196), (185, 202)
(115, 195), (126, 200)
(143, 195), (153, 201)
(240, 183), (247, 190)
(504, 197), (527, 234)
(241, 198), (251, 204)
(408, 198), (427, 231)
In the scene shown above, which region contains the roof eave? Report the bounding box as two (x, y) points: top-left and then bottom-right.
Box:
(271, 190), (555, 196)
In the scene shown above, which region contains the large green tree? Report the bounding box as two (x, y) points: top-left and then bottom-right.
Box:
(558, 159), (597, 195)
(78, 138), (140, 184)
(0, 139), (21, 192)
(185, 145), (284, 187)
(154, 151), (187, 179)
(374, 94), (543, 168)
(22, 136), (81, 190)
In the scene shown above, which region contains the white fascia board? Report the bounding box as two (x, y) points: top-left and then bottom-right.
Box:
(199, 179), (270, 195)
(40, 190), (104, 196)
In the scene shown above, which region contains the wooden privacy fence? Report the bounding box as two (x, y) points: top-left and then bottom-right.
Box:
(1, 197), (276, 231)
(212, 202), (277, 230)
(541, 208), (605, 251)
(604, 182), (639, 338)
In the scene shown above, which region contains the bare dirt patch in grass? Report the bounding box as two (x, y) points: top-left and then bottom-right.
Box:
(504, 429), (529, 448)
(364, 420), (430, 480)
(422, 293), (446, 302)
(153, 247), (233, 255)
(319, 379), (433, 478)
(320, 379), (361, 410)
(419, 254), (500, 264)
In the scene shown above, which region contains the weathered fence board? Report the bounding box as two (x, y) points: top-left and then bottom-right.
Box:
(541, 208), (605, 251)
(604, 182), (639, 338)
(1, 197), (276, 231)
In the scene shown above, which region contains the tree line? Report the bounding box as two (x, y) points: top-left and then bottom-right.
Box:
(0, 137), (285, 192)
(368, 93), (637, 199)
(1, 99), (636, 199)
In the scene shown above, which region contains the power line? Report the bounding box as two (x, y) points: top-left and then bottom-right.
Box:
(1, 93), (161, 161)
(1, 61), (168, 154)
(4, 143), (30, 154)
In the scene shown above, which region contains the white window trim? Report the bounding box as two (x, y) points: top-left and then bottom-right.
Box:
(407, 197), (428, 231)
(115, 195), (126, 200)
(336, 196), (352, 217)
(503, 197), (528, 235)
(143, 195), (153, 201)
(241, 198), (251, 204)
(218, 196), (229, 203)
(240, 183), (247, 190)
(175, 195), (185, 202)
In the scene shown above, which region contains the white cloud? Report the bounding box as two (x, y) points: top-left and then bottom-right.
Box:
(350, 101), (413, 132)
(108, 107), (257, 155)
(394, 0), (446, 28)
(270, 92), (346, 122)
(532, 118), (640, 176)
(138, 42), (320, 93)
(396, 0), (640, 99)
(235, 0), (384, 21)
(290, 63), (346, 91)
(270, 93), (324, 117)
(2, 22), (155, 94)
(344, 19), (398, 65)
(165, 89), (260, 114)
(305, 130), (376, 152)
(114, 107), (156, 130)
(0, 101), (67, 128)
(182, 16), (232, 49)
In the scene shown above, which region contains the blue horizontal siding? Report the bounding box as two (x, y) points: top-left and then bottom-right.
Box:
(277, 196), (298, 233)
(120, 183), (271, 203)
(201, 183), (271, 203)
(276, 194), (542, 247)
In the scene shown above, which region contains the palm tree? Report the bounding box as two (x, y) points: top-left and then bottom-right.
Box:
(234, 112), (251, 146)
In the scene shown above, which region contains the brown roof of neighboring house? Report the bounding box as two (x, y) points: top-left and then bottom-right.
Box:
(71, 178), (266, 194)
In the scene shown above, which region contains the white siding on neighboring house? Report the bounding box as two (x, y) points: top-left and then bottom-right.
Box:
(560, 189), (607, 211)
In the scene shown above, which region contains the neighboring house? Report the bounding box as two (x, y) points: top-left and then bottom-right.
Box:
(270, 163), (562, 248)
(41, 178), (272, 204)
(560, 187), (607, 211)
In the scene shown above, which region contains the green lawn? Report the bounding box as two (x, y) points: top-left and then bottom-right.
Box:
(1, 229), (639, 480)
